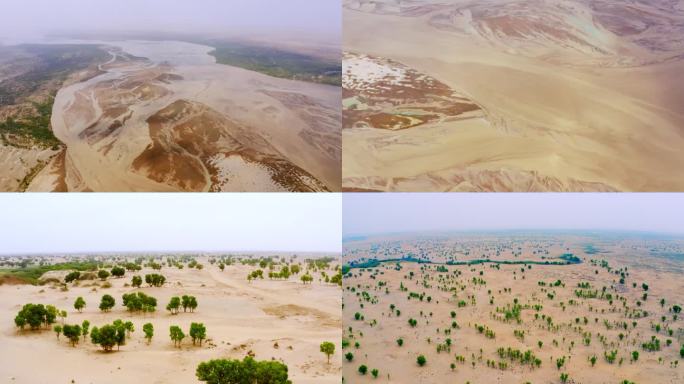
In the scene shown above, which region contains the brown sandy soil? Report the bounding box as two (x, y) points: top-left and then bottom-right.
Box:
(0, 256), (341, 383)
(342, 0), (684, 191)
(343, 233), (684, 383)
(41, 40), (340, 192)
(131, 99), (329, 192)
(0, 144), (61, 191)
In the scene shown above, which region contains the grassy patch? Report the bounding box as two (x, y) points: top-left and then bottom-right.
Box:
(206, 41), (341, 86)
(0, 99), (61, 149)
(0, 260), (99, 285)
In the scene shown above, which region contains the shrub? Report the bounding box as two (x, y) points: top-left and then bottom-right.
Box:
(14, 303), (57, 330)
(99, 294), (115, 312)
(196, 357), (290, 384)
(74, 297), (86, 312)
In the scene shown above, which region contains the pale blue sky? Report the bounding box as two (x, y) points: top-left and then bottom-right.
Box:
(343, 193), (684, 236)
(0, 193), (341, 255)
(0, 0), (341, 42)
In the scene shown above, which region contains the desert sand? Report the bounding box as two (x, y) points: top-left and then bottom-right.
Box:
(28, 39), (341, 192)
(343, 232), (684, 383)
(342, 0), (684, 191)
(0, 255), (341, 383)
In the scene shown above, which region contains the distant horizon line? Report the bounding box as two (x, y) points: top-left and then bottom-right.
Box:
(343, 228), (684, 240)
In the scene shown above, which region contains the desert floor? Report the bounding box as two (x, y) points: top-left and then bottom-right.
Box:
(342, 1), (684, 191)
(0, 258), (341, 383)
(343, 235), (684, 383)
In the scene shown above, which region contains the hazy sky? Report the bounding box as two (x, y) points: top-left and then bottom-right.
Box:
(0, 194), (341, 255)
(344, 193), (684, 236)
(0, 0), (340, 43)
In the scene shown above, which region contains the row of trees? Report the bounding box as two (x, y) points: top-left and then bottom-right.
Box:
(166, 295), (198, 315)
(54, 319), (209, 351)
(170, 323), (207, 347)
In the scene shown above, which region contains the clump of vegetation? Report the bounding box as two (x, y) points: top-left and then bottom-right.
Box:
(145, 273), (166, 287)
(131, 275), (143, 287)
(181, 295), (198, 313)
(169, 325), (185, 347)
(0, 260), (98, 285)
(62, 323), (82, 346)
(122, 292), (157, 313)
(196, 357), (291, 384)
(206, 40), (341, 86)
(99, 294), (115, 312)
(143, 323), (154, 344)
(90, 321), (126, 352)
(189, 322), (207, 346)
(14, 303), (57, 330)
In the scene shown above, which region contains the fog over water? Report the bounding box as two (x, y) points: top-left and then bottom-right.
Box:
(0, 0), (341, 44)
(0, 194), (342, 254)
(344, 193), (684, 236)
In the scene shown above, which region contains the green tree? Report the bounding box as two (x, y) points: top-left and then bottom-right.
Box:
(170, 325), (185, 347)
(167, 297), (181, 315)
(560, 373), (569, 383)
(131, 275), (142, 288)
(143, 323), (154, 344)
(632, 351), (639, 361)
(300, 274), (313, 284)
(74, 297), (86, 312)
(90, 324), (121, 352)
(188, 296), (198, 312)
(371, 368), (379, 378)
(62, 324), (82, 346)
(99, 294), (115, 312)
(345, 352), (354, 362)
(14, 303), (57, 330)
(417, 355), (427, 366)
(320, 341), (335, 364)
(111, 266), (125, 278)
(98, 269), (110, 280)
(190, 322), (207, 346)
(64, 271), (80, 283)
(124, 321), (134, 337)
(123, 292), (157, 313)
(82, 320), (90, 341)
(53, 324), (62, 339)
(358, 365), (368, 375)
(145, 273), (166, 287)
(181, 295), (198, 313)
(396, 338), (404, 346)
